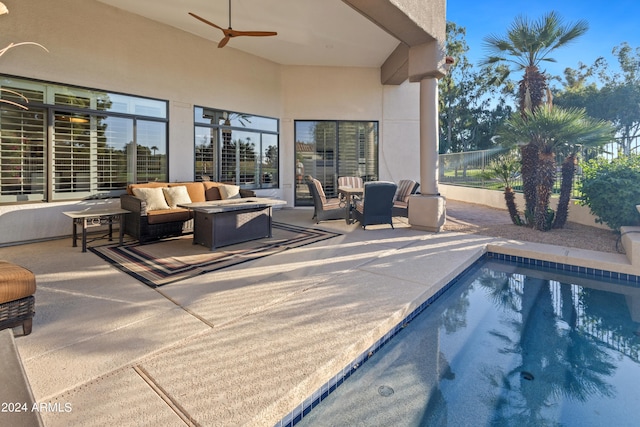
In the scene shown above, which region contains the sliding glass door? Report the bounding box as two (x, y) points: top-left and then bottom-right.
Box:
(294, 120), (378, 206)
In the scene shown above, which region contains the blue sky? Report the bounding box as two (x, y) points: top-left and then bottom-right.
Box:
(446, 0), (640, 80)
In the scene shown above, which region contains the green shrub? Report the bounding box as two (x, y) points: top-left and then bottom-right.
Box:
(579, 155), (640, 231)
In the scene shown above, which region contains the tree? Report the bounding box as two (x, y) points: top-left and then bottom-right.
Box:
(556, 43), (640, 155)
(485, 151), (522, 225)
(580, 155), (640, 231)
(440, 22), (512, 154)
(264, 145), (277, 168)
(482, 11), (588, 114)
(500, 106), (614, 230)
(482, 12), (589, 221)
(552, 116), (614, 228)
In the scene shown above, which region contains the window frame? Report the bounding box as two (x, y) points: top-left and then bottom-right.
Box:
(0, 75), (169, 204)
(194, 106), (279, 190)
(293, 120), (379, 206)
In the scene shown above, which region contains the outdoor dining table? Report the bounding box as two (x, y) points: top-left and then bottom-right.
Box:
(338, 187), (364, 224)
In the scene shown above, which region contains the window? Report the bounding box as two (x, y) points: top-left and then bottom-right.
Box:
(194, 107), (279, 189)
(294, 120), (378, 206)
(0, 75), (168, 203)
(0, 105), (46, 202)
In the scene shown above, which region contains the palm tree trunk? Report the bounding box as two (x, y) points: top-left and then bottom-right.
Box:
(534, 152), (556, 231)
(518, 66), (547, 115)
(504, 186), (521, 225)
(521, 142), (539, 224)
(518, 66), (547, 226)
(553, 154), (576, 229)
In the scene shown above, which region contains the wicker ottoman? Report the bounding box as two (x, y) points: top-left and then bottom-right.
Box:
(0, 261), (36, 336)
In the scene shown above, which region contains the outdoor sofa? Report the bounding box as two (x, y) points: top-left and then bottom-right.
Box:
(120, 181), (256, 242)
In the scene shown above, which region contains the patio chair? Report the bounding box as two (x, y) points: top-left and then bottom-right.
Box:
(0, 261), (36, 336)
(392, 179), (420, 217)
(337, 176), (364, 204)
(353, 181), (398, 229)
(305, 176), (346, 223)
(337, 176), (363, 189)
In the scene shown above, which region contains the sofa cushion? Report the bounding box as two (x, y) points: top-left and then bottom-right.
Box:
(147, 208), (192, 225)
(169, 182), (205, 203)
(162, 186), (192, 208)
(219, 184), (241, 200)
(132, 187), (171, 211)
(127, 182), (168, 195)
(393, 200), (408, 209)
(0, 261), (36, 304)
(203, 182), (223, 201)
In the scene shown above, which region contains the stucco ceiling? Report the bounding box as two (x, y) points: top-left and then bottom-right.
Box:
(95, 0), (401, 67)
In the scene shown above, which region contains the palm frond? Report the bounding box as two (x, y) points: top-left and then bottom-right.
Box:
(482, 11), (589, 70)
(500, 106), (615, 153)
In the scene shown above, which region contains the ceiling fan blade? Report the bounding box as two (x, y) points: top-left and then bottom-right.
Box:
(188, 12), (225, 32)
(229, 30), (278, 37)
(218, 36), (231, 48)
(189, 6), (277, 49)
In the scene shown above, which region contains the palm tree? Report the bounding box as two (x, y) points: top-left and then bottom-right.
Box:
(500, 106), (614, 231)
(482, 12), (589, 220)
(482, 11), (588, 114)
(486, 151), (523, 225)
(552, 113), (614, 228)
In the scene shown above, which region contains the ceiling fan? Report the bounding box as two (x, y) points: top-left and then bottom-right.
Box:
(189, 0), (277, 48)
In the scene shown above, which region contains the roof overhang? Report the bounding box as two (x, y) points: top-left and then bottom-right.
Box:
(95, 0), (446, 84)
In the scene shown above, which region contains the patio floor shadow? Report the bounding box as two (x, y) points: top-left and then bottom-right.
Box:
(0, 204), (634, 427)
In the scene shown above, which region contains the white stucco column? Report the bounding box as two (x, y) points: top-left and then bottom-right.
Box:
(404, 39), (447, 232)
(419, 77), (440, 195)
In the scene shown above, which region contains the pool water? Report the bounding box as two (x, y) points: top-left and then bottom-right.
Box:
(296, 259), (640, 426)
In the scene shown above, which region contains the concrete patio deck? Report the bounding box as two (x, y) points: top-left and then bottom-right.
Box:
(0, 203), (636, 426)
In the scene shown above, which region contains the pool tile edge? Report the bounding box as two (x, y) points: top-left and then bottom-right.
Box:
(277, 242), (640, 426)
(486, 241), (640, 276)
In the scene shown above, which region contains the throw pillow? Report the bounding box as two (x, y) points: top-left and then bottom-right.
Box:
(132, 187), (171, 211)
(162, 186), (192, 208)
(219, 184), (241, 200)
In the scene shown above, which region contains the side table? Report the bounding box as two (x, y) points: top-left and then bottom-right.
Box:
(63, 208), (130, 252)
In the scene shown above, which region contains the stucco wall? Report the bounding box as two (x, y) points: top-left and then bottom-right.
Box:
(0, 0), (423, 245)
(381, 81), (420, 182)
(439, 184), (610, 230)
(280, 66), (421, 186)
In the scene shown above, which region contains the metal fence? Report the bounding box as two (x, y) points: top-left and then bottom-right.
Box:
(439, 136), (640, 197)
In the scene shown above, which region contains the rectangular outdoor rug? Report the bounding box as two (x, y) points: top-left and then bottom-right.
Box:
(90, 222), (341, 288)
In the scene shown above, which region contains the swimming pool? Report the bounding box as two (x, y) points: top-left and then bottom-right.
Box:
(290, 255), (640, 426)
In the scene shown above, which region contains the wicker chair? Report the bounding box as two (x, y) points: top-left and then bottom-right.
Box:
(306, 176), (346, 223)
(337, 176), (363, 189)
(392, 180), (420, 217)
(0, 261), (36, 336)
(353, 181), (398, 229)
(337, 176), (364, 204)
